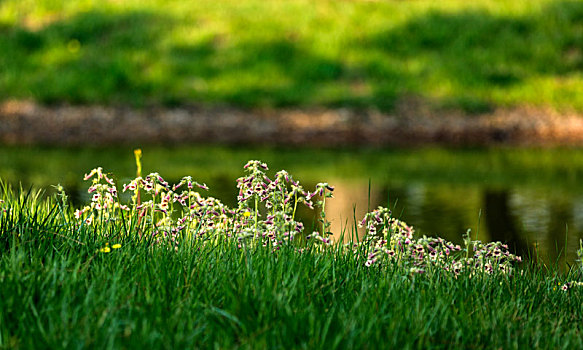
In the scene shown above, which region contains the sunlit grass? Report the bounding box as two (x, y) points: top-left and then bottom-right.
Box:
(1, 0), (582, 112)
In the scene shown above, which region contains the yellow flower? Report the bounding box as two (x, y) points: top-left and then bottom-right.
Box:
(134, 149), (142, 178)
(243, 211), (251, 218)
(112, 244), (122, 249)
(99, 247), (111, 253)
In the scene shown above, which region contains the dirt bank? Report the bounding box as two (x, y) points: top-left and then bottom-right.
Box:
(2, 100), (583, 147)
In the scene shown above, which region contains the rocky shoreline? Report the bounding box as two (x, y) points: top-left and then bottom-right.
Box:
(2, 100), (583, 147)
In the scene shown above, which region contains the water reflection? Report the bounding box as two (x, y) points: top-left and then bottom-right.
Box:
(325, 180), (582, 265)
(483, 190), (534, 261)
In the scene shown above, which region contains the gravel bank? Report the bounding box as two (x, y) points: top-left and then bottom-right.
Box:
(2, 100), (583, 147)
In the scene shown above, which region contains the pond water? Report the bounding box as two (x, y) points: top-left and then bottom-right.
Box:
(2, 145), (582, 265)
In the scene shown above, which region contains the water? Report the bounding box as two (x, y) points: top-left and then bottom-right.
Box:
(326, 181), (579, 265)
(1, 145), (582, 265)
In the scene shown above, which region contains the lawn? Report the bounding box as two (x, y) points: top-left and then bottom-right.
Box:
(1, 159), (582, 348)
(1, 0), (583, 112)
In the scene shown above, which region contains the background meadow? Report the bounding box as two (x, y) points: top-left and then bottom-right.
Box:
(1, 0), (583, 112)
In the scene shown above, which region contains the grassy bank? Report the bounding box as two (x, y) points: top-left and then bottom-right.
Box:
(1, 0), (583, 112)
(1, 162), (582, 349)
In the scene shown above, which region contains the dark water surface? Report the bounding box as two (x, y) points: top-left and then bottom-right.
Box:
(2, 145), (582, 265)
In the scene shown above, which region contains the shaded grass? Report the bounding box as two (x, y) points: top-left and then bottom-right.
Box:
(1, 183), (582, 349)
(1, 0), (583, 112)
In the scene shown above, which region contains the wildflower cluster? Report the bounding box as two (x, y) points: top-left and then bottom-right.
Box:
(357, 206), (522, 277)
(74, 167), (128, 226)
(561, 239), (583, 292)
(307, 182), (335, 244)
(72, 161), (326, 251)
(131, 172), (229, 250)
(68, 160), (521, 279)
(235, 160), (316, 249)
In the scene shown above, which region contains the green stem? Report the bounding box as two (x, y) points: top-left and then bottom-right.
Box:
(254, 195), (258, 236)
(292, 193), (298, 224)
(187, 189), (192, 238)
(321, 193), (326, 236)
(151, 193), (156, 234)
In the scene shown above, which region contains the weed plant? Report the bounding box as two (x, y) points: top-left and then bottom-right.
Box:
(1, 160), (582, 349)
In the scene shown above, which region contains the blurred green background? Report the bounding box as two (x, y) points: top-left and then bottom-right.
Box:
(1, 0), (582, 112)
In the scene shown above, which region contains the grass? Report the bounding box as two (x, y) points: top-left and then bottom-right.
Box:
(1, 163), (582, 349)
(1, 0), (583, 112)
